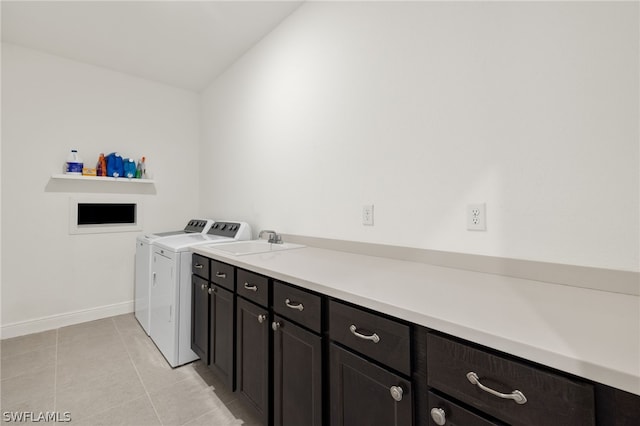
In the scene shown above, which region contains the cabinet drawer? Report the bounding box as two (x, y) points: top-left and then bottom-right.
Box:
(273, 281), (321, 333)
(427, 391), (504, 426)
(210, 260), (235, 291)
(237, 269), (269, 307)
(329, 300), (410, 376)
(192, 254), (210, 280)
(427, 333), (595, 426)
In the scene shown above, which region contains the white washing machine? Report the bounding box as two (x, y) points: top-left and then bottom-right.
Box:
(150, 221), (252, 367)
(135, 219), (214, 335)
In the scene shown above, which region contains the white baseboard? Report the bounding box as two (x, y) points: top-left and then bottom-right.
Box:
(0, 300), (134, 339)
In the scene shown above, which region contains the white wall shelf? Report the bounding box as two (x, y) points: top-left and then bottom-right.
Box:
(51, 173), (155, 184)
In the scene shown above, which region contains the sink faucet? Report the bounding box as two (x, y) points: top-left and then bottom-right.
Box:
(258, 229), (282, 244)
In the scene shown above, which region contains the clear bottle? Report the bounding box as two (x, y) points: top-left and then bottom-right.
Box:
(140, 156), (147, 179)
(135, 158), (142, 179)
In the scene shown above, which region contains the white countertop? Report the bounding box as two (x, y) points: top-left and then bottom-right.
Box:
(192, 244), (640, 396)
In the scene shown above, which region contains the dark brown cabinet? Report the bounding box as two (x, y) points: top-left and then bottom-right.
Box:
(329, 299), (413, 426)
(192, 255), (640, 426)
(272, 315), (322, 426)
(236, 296), (270, 425)
(208, 284), (234, 389)
(191, 275), (209, 362)
(190, 255), (235, 389)
(330, 344), (413, 426)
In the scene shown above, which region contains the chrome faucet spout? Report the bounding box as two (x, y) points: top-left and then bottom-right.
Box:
(258, 229), (283, 244)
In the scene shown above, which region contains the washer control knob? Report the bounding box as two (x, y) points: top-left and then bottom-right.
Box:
(430, 407), (447, 426)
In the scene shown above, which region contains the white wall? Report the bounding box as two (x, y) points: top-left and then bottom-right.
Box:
(1, 43), (201, 332)
(200, 1), (639, 272)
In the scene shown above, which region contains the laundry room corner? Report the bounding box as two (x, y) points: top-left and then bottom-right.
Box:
(0, 43), (202, 338)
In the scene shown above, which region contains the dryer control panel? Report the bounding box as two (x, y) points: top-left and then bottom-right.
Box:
(208, 221), (242, 238)
(183, 219), (213, 233)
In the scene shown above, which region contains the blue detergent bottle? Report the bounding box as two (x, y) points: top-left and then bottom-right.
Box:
(106, 152), (124, 177)
(123, 158), (136, 178)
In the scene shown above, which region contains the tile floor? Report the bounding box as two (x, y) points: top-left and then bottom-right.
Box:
(0, 314), (262, 425)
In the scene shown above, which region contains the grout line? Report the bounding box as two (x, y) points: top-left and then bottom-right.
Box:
(112, 316), (165, 426)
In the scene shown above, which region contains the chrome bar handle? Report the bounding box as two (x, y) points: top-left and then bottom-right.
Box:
(244, 282), (258, 292)
(215, 272), (226, 278)
(285, 299), (304, 311)
(194, 263), (204, 269)
(466, 372), (527, 405)
(349, 324), (380, 343)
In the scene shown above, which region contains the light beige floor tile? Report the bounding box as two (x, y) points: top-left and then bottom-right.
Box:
(0, 366), (55, 408)
(190, 361), (237, 404)
(56, 367), (146, 421)
(149, 374), (233, 426)
(112, 314), (145, 337)
(134, 357), (200, 394)
(65, 395), (160, 426)
(56, 338), (132, 387)
(0, 396), (55, 425)
(0, 346), (56, 381)
(57, 318), (117, 347)
(0, 330), (56, 359)
(56, 353), (137, 389)
(184, 400), (263, 426)
(57, 331), (124, 359)
(120, 334), (165, 365)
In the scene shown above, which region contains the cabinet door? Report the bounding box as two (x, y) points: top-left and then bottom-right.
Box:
(330, 344), (413, 426)
(236, 297), (269, 425)
(209, 285), (234, 389)
(191, 275), (209, 363)
(273, 315), (322, 426)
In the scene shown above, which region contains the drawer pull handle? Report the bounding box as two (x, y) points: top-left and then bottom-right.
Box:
(285, 299), (304, 311)
(194, 263), (204, 269)
(244, 282), (258, 292)
(466, 372), (527, 405)
(215, 272), (226, 278)
(389, 385), (403, 402)
(257, 314), (267, 324)
(430, 407), (447, 426)
(349, 324), (380, 343)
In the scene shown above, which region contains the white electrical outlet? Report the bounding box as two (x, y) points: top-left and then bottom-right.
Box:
(467, 203), (486, 231)
(363, 205), (374, 226)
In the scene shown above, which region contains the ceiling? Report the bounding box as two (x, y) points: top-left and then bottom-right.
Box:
(1, 1), (303, 92)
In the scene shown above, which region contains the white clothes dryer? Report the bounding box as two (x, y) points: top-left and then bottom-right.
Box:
(135, 219), (214, 335)
(149, 221), (251, 367)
